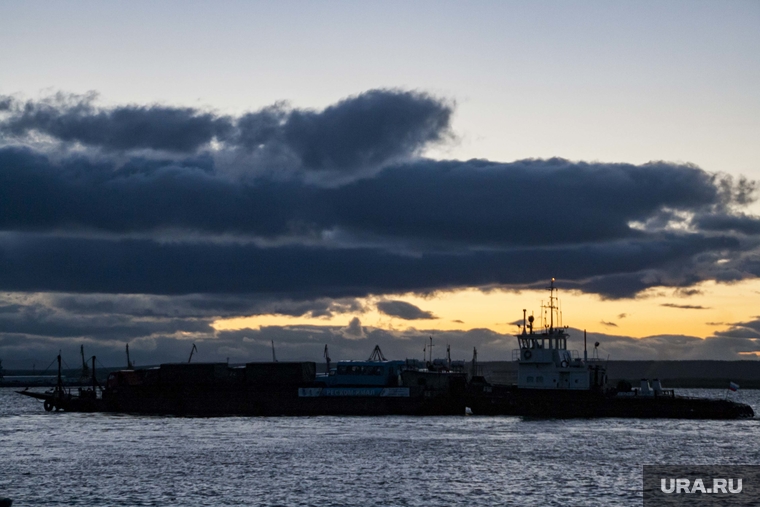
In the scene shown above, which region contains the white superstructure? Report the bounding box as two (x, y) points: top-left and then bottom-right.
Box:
(514, 279), (606, 391)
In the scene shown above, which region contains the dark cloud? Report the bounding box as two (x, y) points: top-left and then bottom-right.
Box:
(236, 89), (452, 172)
(0, 93), (232, 153)
(661, 304), (711, 310)
(0, 90), (452, 175)
(617, 313), (628, 319)
(600, 321), (618, 327)
(6, 317), (760, 369)
(0, 147), (752, 248)
(570, 329), (760, 361)
(0, 89), (759, 365)
(693, 213), (760, 235)
(674, 288), (703, 297)
(376, 300), (437, 320)
(713, 317), (760, 339)
(342, 317), (365, 338)
(0, 232), (742, 299)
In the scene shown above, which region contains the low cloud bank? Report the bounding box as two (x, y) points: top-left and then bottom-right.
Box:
(1, 89), (759, 363)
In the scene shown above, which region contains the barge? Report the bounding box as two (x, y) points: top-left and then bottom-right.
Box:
(19, 346), (467, 416)
(18, 281), (754, 419)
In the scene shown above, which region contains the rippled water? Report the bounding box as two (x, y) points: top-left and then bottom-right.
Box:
(1, 387), (759, 506)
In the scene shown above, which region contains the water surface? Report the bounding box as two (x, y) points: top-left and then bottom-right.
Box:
(1, 387), (758, 506)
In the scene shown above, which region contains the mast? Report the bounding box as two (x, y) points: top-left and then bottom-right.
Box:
(56, 351), (63, 394)
(91, 355), (97, 391)
(271, 340), (277, 362)
(188, 344), (198, 363)
(126, 343), (133, 369)
(584, 330), (588, 362)
(547, 277), (557, 332)
(324, 344), (331, 372)
(80, 344), (90, 379)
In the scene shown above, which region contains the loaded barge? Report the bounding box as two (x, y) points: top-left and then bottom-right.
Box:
(18, 281), (755, 419)
(19, 346), (467, 416)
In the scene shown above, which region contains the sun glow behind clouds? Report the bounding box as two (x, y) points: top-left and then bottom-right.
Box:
(212, 279), (760, 339)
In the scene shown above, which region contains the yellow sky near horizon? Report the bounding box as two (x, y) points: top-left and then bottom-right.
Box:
(213, 279), (760, 339)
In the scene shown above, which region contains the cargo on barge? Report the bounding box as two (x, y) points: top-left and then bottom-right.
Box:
(19, 346), (467, 416)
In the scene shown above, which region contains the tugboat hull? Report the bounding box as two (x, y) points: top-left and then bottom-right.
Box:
(466, 385), (755, 419)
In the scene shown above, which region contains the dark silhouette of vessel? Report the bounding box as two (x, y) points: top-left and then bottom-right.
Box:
(465, 279), (754, 419)
(19, 345), (467, 416)
(17, 281), (755, 419)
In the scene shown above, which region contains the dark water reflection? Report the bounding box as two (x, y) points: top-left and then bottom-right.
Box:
(2, 388), (758, 506)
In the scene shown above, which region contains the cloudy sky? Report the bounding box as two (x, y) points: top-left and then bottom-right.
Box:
(1, 1), (759, 368)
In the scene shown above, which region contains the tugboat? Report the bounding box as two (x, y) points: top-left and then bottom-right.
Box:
(467, 279), (755, 419)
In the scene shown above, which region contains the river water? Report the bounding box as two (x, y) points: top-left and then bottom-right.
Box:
(1, 387), (758, 506)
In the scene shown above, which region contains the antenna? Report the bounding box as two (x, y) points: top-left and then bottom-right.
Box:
(126, 343), (133, 369)
(447, 344), (451, 369)
(324, 344), (331, 372)
(271, 340), (278, 362)
(471, 347), (478, 377)
(188, 343), (198, 363)
(547, 278), (557, 331)
(522, 309), (527, 335)
(428, 336), (434, 363)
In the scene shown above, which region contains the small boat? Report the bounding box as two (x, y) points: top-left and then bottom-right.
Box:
(18, 353), (103, 412)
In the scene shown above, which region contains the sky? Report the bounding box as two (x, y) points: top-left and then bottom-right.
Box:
(1, 1), (759, 369)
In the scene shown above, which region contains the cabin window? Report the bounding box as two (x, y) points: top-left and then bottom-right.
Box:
(527, 376), (534, 383)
